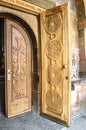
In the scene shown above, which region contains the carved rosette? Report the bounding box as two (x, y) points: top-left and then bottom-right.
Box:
(45, 14), (62, 34)
(46, 40), (61, 60)
(46, 90), (62, 114)
(46, 65), (62, 86)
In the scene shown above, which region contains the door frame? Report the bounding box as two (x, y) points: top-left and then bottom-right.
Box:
(0, 12), (38, 115)
(0, 0), (45, 15)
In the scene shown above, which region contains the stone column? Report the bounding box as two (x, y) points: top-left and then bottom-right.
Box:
(83, 0), (86, 14)
(78, 18), (86, 77)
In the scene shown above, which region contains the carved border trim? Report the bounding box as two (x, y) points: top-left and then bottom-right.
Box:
(0, 0), (45, 15)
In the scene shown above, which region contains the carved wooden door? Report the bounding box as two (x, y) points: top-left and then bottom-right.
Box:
(5, 19), (32, 117)
(40, 3), (71, 126)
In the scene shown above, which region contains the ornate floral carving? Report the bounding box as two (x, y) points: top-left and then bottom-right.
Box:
(46, 90), (63, 114)
(46, 40), (61, 60)
(47, 65), (62, 86)
(45, 14), (62, 34)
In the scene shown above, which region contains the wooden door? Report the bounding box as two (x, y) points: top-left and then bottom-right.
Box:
(40, 3), (71, 126)
(5, 19), (32, 117)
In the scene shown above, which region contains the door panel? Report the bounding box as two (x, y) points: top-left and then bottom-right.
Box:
(5, 19), (32, 117)
(40, 3), (71, 126)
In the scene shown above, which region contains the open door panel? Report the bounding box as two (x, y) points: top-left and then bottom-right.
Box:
(40, 3), (71, 126)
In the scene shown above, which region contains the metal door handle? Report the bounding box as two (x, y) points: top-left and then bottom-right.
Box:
(65, 76), (69, 80)
(8, 71), (12, 74)
(63, 64), (67, 69)
(8, 69), (12, 74)
(7, 69), (12, 81)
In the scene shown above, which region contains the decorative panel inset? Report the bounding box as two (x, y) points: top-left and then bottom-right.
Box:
(44, 11), (63, 115)
(45, 14), (62, 34)
(12, 27), (27, 100)
(46, 40), (62, 60)
(47, 65), (62, 86)
(46, 90), (63, 114)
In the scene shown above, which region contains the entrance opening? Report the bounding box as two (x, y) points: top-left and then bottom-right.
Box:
(0, 18), (5, 115)
(0, 18), (5, 80)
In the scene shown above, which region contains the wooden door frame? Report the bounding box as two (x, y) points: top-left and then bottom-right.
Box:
(0, 13), (38, 114)
(0, 0), (45, 15)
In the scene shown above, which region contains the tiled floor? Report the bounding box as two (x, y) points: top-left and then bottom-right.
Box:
(0, 111), (86, 130)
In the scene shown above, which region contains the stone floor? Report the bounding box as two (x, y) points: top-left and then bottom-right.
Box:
(0, 82), (86, 130)
(0, 111), (86, 130)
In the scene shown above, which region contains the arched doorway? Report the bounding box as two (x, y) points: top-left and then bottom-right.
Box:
(0, 13), (37, 118)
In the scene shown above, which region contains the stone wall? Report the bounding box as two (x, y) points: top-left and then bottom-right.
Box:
(76, 0), (86, 77)
(70, 10), (79, 79)
(25, 0), (56, 9)
(72, 0), (86, 118)
(72, 79), (86, 117)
